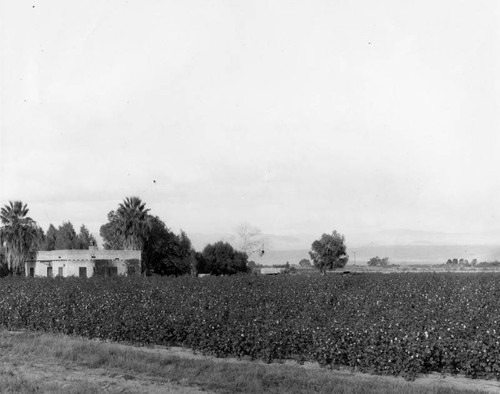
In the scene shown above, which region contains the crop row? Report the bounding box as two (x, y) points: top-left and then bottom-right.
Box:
(0, 273), (499, 380)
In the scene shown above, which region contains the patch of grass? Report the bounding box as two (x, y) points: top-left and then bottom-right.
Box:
(0, 368), (39, 394)
(0, 330), (492, 394)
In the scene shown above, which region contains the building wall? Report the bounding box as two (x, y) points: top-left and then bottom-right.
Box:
(260, 267), (284, 275)
(63, 260), (95, 277)
(26, 260), (95, 277)
(25, 248), (141, 277)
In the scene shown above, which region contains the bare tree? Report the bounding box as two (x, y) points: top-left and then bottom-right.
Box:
(234, 222), (268, 257)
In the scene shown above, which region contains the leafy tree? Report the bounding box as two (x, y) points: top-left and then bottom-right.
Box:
(42, 224), (58, 250)
(284, 265), (297, 275)
(100, 211), (123, 250)
(141, 216), (194, 276)
(248, 260), (257, 270)
(115, 196), (151, 250)
(309, 231), (348, 275)
(367, 256), (389, 267)
(54, 221), (78, 249)
(0, 246), (9, 277)
(0, 201), (39, 275)
(194, 251), (207, 274)
(101, 207), (195, 276)
(33, 225), (45, 250)
(299, 258), (312, 267)
(76, 225), (96, 249)
(198, 241), (249, 275)
(161, 230), (195, 276)
(39, 222), (96, 250)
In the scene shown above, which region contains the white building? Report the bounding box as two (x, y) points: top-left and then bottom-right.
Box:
(259, 267), (284, 275)
(25, 246), (141, 278)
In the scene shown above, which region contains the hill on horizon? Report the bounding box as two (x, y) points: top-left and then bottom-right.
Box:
(189, 228), (500, 251)
(188, 229), (500, 266)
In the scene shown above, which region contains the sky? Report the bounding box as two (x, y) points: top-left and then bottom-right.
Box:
(1, 0), (499, 245)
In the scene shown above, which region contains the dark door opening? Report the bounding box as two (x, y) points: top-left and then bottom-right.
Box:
(47, 267), (53, 278)
(107, 267), (118, 277)
(29, 267), (34, 277)
(79, 267), (87, 278)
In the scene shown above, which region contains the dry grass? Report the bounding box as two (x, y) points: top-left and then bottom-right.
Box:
(0, 330), (494, 394)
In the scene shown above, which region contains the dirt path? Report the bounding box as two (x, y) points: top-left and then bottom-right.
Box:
(3, 330), (500, 393)
(113, 342), (500, 394)
(2, 357), (213, 394)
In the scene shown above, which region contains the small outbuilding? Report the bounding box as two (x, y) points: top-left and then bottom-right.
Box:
(259, 267), (284, 275)
(25, 245), (141, 278)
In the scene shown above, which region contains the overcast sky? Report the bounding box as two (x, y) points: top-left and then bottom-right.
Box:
(1, 1), (499, 242)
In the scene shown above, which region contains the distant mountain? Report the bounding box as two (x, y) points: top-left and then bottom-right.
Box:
(347, 228), (500, 247)
(188, 233), (235, 251)
(251, 244), (500, 267)
(349, 244), (500, 265)
(189, 228), (500, 254)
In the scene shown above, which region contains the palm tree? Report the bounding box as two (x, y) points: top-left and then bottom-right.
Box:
(115, 196), (151, 250)
(0, 201), (39, 275)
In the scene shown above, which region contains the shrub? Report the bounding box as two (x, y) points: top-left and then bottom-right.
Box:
(367, 256), (389, 267)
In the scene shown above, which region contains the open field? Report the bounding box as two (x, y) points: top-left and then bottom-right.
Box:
(2, 274), (500, 382)
(326, 265), (500, 274)
(0, 330), (497, 393)
(292, 265), (500, 276)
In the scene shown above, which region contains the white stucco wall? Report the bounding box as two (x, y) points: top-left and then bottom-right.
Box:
(26, 250), (141, 278)
(116, 261), (127, 275)
(63, 261), (95, 277)
(26, 260), (95, 277)
(25, 248), (140, 277)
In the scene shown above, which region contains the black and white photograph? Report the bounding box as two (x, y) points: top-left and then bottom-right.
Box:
(1, 1), (499, 393)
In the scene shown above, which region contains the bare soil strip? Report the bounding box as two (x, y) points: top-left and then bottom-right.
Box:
(3, 330), (500, 393)
(11, 360), (213, 394)
(123, 342), (500, 393)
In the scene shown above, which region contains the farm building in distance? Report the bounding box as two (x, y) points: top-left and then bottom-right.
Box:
(25, 245), (141, 278)
(259, 267), (284, 275)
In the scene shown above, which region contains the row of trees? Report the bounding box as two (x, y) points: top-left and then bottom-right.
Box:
(97, 197), (250, 276)
(40, 222), (96, 251)
(1, 196), (349, 276)
(446, 258), (478, 266)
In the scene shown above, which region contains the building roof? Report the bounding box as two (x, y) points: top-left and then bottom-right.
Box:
(30, 248), (141, 262)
